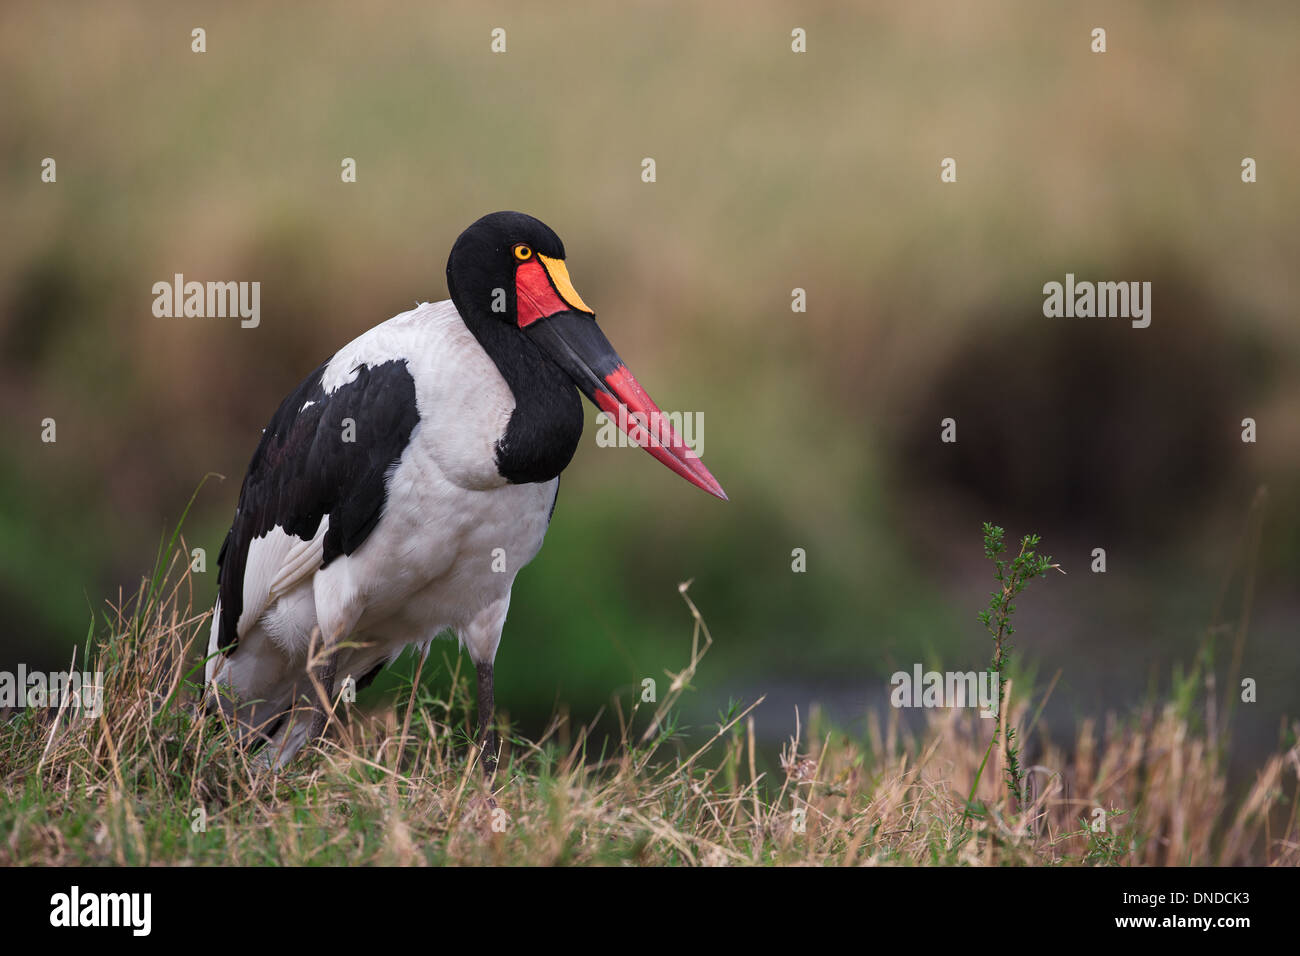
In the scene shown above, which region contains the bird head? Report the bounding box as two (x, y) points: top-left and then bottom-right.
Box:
(447, 211), (726, 500)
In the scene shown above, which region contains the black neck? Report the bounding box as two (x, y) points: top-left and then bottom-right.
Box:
(457, 307), (584, 484)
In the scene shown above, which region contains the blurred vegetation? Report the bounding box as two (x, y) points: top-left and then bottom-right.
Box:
(1, 2), (1297, 771)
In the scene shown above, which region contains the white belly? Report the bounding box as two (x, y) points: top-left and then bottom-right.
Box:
(342, 474), (557, 662)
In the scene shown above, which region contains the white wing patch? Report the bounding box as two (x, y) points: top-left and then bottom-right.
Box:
(205, 597), (224, 684)
(236, 518), (328, 638)
(270, 517), (329, 599)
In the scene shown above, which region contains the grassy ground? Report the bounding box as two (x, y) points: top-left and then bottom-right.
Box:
(2, 527), (1296, 866)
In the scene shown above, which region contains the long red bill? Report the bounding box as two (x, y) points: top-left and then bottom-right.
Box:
(592, 364), (728, 500)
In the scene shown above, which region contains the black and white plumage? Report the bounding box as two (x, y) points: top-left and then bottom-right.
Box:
(205, 212), (725, 769)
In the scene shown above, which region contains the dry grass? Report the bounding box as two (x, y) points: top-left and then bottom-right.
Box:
(1, 537), (1297, 867)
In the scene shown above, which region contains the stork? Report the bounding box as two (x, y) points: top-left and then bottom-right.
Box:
(204, 211), (726, 772)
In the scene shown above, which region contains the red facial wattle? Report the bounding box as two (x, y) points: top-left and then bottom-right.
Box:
(516, 259), (576, 328)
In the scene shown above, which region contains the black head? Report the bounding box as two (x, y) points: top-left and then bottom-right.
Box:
(443, 211), (728, 499)
(446, 211), (591, 327)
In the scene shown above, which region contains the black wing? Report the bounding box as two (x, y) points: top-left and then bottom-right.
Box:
(214, 358), (420, 654)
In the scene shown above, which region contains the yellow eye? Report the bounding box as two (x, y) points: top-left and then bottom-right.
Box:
(513, 244), (532, 261)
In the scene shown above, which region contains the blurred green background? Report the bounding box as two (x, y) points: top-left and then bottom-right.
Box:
(2, 2), (1297, 769)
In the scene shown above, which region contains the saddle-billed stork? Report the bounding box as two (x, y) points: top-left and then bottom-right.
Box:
(204, 211), (726, 771)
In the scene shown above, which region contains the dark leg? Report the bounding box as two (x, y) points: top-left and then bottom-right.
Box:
(475, 660), (498, 776)
(307, 647), (338, 744)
